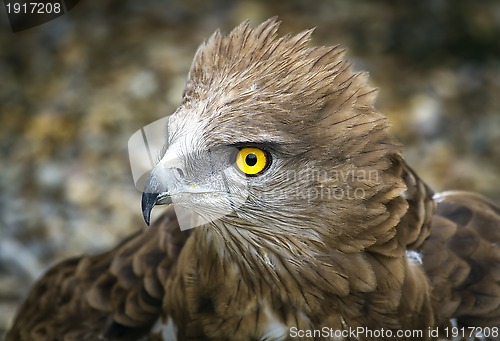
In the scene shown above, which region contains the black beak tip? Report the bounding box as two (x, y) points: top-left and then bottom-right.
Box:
(141, 192), (159, 226)
(143, 211), (151, 226)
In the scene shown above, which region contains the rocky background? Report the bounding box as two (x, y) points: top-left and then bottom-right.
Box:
(1, 0), (499, 335)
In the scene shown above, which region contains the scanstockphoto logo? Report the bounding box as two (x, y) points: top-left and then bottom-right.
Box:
(3, 0), (79, 32)
(128, 116), (381, 230)
(280, 168), (379, 202)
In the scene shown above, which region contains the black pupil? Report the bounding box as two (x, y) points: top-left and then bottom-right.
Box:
(245, 153), (258, 166)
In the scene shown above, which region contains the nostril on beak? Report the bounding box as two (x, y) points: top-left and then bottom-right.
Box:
(174, 168), (184, 179)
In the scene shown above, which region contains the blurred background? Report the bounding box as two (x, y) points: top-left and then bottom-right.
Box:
(1, 0), (499, 335)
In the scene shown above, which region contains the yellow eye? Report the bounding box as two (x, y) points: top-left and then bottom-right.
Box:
(235, 147), (269, 176)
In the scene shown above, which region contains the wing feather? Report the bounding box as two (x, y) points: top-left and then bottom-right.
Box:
(422, 191), (500, 327)
(6, 207), (188, 341)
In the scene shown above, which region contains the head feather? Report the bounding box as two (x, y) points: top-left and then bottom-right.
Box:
(181, 18), (399, 170)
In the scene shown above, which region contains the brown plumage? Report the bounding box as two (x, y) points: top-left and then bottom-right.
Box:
(6, 19), (500, 341)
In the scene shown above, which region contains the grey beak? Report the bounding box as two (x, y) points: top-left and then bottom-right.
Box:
(141, 167), (173, 225)
(141, 191), (160, 226)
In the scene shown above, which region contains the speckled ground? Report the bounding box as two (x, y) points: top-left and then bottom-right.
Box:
(1, 0), (499, 335)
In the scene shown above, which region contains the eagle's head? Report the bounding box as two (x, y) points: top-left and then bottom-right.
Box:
(141, 19), (407, 271)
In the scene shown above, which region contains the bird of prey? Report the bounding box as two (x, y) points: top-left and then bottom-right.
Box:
(6, 19), (500, 341)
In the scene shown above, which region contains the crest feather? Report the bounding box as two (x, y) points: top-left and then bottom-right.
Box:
(183, 18), (376, 113)
(180, 18), (398, 168)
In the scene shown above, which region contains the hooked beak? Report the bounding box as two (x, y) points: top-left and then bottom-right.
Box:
(141, 167), (173, 225)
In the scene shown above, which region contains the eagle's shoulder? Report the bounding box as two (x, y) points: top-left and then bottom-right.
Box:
(6, 207), (190, 341)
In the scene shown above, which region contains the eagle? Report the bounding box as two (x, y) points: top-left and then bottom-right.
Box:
(6, 19), (500, 341)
